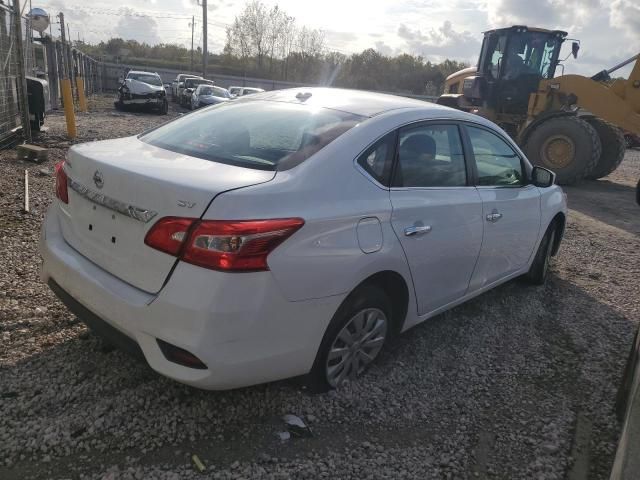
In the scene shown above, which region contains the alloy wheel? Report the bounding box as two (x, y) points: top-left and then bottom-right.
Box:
(325, 308), (387, 388)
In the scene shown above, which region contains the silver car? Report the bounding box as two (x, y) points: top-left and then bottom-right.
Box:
(41, 88), (566, 391)
(190, 85), (232, 110)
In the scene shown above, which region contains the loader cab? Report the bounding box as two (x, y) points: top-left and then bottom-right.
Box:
(465, 26), (566, 115)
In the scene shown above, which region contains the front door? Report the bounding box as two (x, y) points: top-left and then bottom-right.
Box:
(389, 123), (483, 316)
(464, 124), (541, 291)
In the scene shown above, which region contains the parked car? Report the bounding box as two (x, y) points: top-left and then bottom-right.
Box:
(180, 78), (215, 108)
(41, 88), (566, 391)
(228, 86), (265, 97)
(190, 85), (232, 109)
(114, 70), (167, 115)
(609, 189), (640, 479)
(171, 74), (199, 102)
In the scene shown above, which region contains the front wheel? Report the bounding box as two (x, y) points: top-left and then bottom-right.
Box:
(307, 285), (391, 392)
(525, 223), (557, 285)
(523, 116), (601, 185)
(158, 99), (168, 115)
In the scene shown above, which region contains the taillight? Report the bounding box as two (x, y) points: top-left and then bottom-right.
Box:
(144, 217), (304, 272)
(144, 217), (197, 256)
(54, 161), (68, 204)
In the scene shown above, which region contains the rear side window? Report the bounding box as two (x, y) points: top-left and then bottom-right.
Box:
(356, 132), (396, 186)
(140, 101), (364, 171)
(393, 124), (467, 187)
(467, 126), (523, 186)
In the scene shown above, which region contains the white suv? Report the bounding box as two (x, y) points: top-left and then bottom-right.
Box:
(40, 88), (566, 391)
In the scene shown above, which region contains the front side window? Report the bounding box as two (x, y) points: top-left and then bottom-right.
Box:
(141, 100), (364, 171)
(393, 124), (467, 188)
(467, 126), (523, 186)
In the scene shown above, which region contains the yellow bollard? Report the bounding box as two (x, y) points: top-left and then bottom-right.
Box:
(61, 78), (77, 139)
(77, 77), (88, 113)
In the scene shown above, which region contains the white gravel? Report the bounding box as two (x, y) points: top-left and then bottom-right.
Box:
(0, 98), (639, 479)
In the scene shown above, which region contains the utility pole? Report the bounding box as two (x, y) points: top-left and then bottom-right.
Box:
(190, 16), (195, 72)
(58, 12), (76, 138)
(13, 0), (31, 142)
(202, 0), (207, 77)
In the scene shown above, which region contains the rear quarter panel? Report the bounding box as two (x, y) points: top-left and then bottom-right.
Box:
(204, 111), (419, 311)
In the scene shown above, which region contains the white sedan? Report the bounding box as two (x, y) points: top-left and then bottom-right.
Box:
(40, 88), (566, 391)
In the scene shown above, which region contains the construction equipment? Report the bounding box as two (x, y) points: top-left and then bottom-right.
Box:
(437, 25), (640, 184)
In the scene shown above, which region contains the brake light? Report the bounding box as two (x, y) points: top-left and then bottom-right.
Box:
(145, 217), (304, 272)
(54, 161), (68, 204)
(144, 217), (197, 256)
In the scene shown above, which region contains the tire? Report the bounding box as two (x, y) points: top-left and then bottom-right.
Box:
(523, 116), (601, 185)
(585, 118), (625, 179)
(114, 100), (123, 111)
(307, 285), (392, 392)
(525, 223), (557, 285)
(158, 99), (168, 115)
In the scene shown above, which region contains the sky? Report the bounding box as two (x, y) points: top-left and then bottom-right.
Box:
(31, 0), (640, 76)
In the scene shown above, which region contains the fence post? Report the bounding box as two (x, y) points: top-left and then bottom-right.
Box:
(46, 39), (59, 110)
(77, 52), (87, 112)
(58, 13), (76, 139)
(13, 0), (31, 142)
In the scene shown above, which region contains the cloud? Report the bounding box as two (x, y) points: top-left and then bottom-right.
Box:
(486, 0), (600, 31)
(114, 8), (160, 44)
(609, 0), (640, 40)
(395, 21), (480, 62)
(374, 41), (399, 56)
(324, 30), (359, 44)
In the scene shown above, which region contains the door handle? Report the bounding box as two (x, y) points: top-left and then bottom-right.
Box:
(404, 225), (432, 236)
(486, 212), (503, 223)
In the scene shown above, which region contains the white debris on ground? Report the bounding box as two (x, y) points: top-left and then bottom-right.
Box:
(0, 96), (639, 479)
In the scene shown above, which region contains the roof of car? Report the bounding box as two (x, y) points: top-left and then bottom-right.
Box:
(246, 87), (466, 118)
(127, 70), (159, 76)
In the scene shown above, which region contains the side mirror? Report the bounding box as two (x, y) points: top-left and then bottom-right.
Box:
(532, 166), (555, 188)
(178, 82), (184, 87)
(571, 41), (580, 59)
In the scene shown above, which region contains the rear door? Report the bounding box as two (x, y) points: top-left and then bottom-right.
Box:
(463, 124), (541, 291)
(389, 122), (483, 316)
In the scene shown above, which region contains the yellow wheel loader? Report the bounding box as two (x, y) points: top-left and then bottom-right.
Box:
(437, 25), (640, 185)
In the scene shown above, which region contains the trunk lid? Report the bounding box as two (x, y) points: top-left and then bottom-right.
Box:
(59, 136), (275, 293)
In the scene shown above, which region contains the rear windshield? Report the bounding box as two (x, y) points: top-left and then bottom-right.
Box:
(140, 100), (365, 171)
(200, 86), (231, 97)
(127, 73), (162, 86)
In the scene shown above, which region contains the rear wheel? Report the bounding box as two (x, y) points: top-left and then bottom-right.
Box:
(307, 285), (391, 392)
(523, 116), (601, 185)
(585, 118), (626, 179)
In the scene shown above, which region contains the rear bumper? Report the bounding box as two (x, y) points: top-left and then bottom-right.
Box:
(40, 204), (343, 389)
(48, 279), (144, 360)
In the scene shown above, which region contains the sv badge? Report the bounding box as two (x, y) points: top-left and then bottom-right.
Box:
(177, 200), (196, 208)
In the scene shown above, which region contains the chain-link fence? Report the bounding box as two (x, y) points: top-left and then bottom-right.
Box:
(0, 2), (22, 148)
(0, 2), (104, 148)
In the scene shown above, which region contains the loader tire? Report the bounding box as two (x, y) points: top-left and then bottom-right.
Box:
(523, 116), (601, 185)
(584, 118), (626, 179)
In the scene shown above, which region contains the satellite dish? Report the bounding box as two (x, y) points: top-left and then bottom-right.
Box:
(27, 8), (50, 34)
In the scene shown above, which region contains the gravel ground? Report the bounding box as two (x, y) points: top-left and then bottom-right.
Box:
(0, 96), (639, 479)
